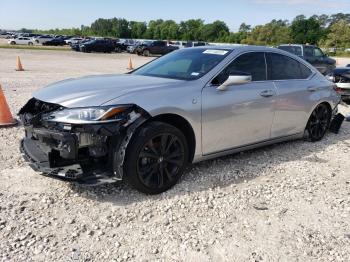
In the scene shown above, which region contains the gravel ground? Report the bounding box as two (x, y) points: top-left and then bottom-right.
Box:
(0, 49), (350, 262)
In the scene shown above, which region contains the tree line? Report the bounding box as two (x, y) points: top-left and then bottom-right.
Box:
(31, 13), (350, 49)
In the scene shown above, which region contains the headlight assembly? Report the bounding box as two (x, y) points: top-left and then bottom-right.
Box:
(45, 105), (131, 124)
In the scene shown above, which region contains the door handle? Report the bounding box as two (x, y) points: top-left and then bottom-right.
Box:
(307, 86), (318, 92)
(260, 90), (275, 97)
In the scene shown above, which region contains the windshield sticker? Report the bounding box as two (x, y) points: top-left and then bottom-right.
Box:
(191, 72), (200, 76)
(203, 50), (228, 55)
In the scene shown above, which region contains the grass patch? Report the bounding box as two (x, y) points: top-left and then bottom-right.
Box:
(0, 45), (71, 51)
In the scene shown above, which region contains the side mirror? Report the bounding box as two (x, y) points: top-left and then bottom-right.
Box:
(217, 75), (252, 91)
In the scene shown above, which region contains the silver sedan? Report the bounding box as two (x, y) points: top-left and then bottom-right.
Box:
(19, 46), (341, 194)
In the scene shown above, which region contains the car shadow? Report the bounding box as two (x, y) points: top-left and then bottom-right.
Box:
(68, 124), (350, 206)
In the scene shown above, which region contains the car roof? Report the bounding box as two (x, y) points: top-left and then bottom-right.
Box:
(278, 44), (316, 48)
(192, 45), (283, 53)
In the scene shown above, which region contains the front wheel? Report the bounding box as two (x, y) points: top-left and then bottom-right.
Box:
(124, 122), (188, 194)
(10, 41), (15, 45)
(28, 42), (33, 46)
(306, 103), (331, 142)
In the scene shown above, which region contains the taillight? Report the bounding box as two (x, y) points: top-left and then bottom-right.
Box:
(334, 87), (342, 93)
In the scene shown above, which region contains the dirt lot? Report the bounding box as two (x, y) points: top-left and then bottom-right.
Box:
(0, 49), (350, 262)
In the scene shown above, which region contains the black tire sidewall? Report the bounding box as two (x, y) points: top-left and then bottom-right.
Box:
(124, 122), (189, 194)
(306, 103), (331, 142)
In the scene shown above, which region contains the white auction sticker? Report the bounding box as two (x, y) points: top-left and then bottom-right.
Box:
(203, 50), (228, 55)
(191, 72), (200, 76)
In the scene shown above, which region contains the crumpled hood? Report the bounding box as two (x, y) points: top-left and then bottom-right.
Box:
(33, 74), (184, 107)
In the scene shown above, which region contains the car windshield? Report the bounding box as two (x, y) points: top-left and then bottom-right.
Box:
(132, 48), (231, 80)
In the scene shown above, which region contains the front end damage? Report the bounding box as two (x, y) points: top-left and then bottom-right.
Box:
(19, 98), (150, 185)
(327, 67), (350, 102)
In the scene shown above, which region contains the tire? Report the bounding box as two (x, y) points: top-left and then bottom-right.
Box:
(28, 42), (33, 46)
(306, 103), (331, 142)
(116, 47), (122, 53)
(10, 41), (15, 45)
(143, 50), (150, 57)
(124, 122), (189, 194)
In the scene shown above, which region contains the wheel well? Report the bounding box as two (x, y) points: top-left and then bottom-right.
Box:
(306, 101), (332, 128)
(322, 102), (332, 113)
(315, 102), (332, 116)
(148, 114), (196, 163)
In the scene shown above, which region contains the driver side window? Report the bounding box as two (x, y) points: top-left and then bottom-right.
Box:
(212, 52), (267, 85)
(314, 48), (324, 57)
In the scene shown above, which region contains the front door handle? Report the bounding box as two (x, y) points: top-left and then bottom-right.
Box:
(260, 90), (275, 97)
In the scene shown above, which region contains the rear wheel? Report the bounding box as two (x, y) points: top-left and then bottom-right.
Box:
(10, 41), (15, 45)
(143, 50), (150, 57)
(124, 122), (188, 194)
(306, 103), (331, 141)
(28, 42), (33, 46)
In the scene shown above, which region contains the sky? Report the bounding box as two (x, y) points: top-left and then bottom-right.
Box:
(0, 0), (349, 31)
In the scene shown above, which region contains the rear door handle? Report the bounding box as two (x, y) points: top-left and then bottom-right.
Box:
(307, 86), (318, 92)
(260, 90), (275, 97)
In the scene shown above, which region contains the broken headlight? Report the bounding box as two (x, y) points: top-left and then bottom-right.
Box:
(44, 105), (132, 124)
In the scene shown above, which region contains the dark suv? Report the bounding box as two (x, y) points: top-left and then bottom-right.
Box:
(278, 44), (336, 75)
(79, 39), (115, 53)
(136, 40), (178, 56)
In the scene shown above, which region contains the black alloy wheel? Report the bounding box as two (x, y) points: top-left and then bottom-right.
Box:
(306, 103), (331, 141)
(124, 122), (188, 194)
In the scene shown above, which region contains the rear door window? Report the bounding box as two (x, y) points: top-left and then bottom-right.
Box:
(266, 53), (312, 80)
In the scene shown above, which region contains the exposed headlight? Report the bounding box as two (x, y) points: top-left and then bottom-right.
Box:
(45, 106), (131, 124)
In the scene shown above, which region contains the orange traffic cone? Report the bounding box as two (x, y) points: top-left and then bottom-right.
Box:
(127, 57), (134, 70)
(0, 85), (17, 127)
(16, 56), (24, 71)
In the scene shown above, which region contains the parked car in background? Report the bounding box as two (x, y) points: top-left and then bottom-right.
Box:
(185, 41), (207, 47)
(136, 40), (178, 56)
(0, 32), (12, 38)
(127, 44), (138, 53)
(134, 40), (152, 54)
(70, 39), (90, 51)
(169, 41), (187, 49)
(327, 64), (350, 102)
(278, 44), (336, 75)
(42, 38), (66, 46)
(8, 37), (34, 45)
(19, 46), (340, 194)
(79, 39), (115, 53)
(33, 35), (54, 44)
(65, 37), (83, 45)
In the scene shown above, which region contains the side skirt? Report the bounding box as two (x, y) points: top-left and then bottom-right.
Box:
(193, 133), (304, 163)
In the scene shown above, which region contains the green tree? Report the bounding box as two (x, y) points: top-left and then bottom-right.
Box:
(179, 19), (204, 41)
(239, 23), (251, 33)
(242, 20), (291, 46)
(129, 21), (147, 39)
(200, 20), (229, 42)
(322, 19), (350, 49)
(290, 18), (324, 44)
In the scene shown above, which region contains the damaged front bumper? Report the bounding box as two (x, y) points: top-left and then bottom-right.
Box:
(19, 98), (149, 185)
